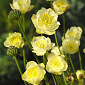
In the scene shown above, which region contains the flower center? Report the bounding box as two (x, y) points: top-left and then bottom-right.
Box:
(10, 36), (20, 44)
(18, 0), (27, 5)
(66, 39), (76, 50)
(36, 40), (47, 48)
(27, 67), (39, 80)
(55, 1), (68, 11)
(49, 56), (63, 71)
(68, 31), (77, 37)
(38, 13), (55, 28)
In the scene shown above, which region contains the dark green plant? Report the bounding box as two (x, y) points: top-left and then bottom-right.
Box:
(0, 56), (24, 85)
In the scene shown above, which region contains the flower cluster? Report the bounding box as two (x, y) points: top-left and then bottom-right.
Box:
(4, 0), (85, 85)
(62, 26), (82, 54)
(64, 26), (82, 40)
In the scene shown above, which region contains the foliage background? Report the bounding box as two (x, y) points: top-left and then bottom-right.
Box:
(0, 0), (85, 85)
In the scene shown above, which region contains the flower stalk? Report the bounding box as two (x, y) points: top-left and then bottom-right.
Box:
(78, 50), (82, 70)
(62, 14), (65, 39)
(69, 54), (76, 77)
(23, 14), (25, 32)
(13, 56), (27, 85)
(23, 48), (26, 70)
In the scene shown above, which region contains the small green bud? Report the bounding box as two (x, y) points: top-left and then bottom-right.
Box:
(7, 46), (18, 56)
(8, 9), (21, 20)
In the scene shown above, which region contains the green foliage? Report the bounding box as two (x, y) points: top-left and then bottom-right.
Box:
(66, 0), (85, 29)
(0, 56), (24, 85)
(0, 33), (8, 56)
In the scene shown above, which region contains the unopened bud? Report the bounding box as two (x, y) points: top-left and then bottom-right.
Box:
(7, 46), (18, 56)
(76, 70), (85, 80)
(8, 9), (21, 20)
(66, 73), (75, 83)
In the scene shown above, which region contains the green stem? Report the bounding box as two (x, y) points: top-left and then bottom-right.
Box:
(43, 55), (46, 65)
(34, 53), (40, 64)
(44, 75), (50, 85)
(69, 54), (76, 77)
(18, 20), (40, 64)
(43, 58), (48, 85)
(65, 53), (69, 75)
(41, 34), (43, 36)
(78, 50), (82, 69)
(62, 14), (70, 76)
(62, 14), (65, 39)
(23, 48), (26, 70)
(13, 56), (22, 75)
(62, 72), (67, 85)
(54, 32), (67, 85)
(51, 74), (57, 85)
(13, 56), (27, 85)
(22, 14), (27, 70)
(70, 83), (73, 85)
(18, 20), (32, 50)
(49, 0), (53, 10)
(43, 55), (49, 85)
(55, 75), (62, 85)
(23, 14), (25, 32)
(54, 33), (61, 54)
(78, 80), (84, 85)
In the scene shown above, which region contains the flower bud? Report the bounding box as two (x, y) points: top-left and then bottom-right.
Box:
(76, 70), (85, 80)
(7, 46), (18, 56)
(66, 73), (75, 83)
(8, 9), (21, 20)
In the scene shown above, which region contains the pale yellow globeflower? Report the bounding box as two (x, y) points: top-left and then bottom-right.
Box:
(62, 37), (80, 54)
(76, 70), (85, 80)
(10, 0), (34, 14)
(31, 36), (55, 56)
(65, 26), (82, 40)
(83, 48), (85, 53)
(4, 32), (24, 48)
(22, 61), (46, 85)
(46, 0), (53, 1)
(51, 46), (64, 56)
(46, 53), (68, 75)
(53, 0), (70, 15)
(31, 7), (60, 35)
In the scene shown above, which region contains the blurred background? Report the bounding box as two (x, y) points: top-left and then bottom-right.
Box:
(0, 0), (85, 85)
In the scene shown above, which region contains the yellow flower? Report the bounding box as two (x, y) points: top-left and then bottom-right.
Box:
(22, 61), (46, 85)
(83, 48), (85, 53)
(31, 36), (55, 56)
(76, 70), (85, 80)
(46, 0), (53, 1)
(65, 26), (82, 40)
(46, 53), (68, 75)
(10, 0), (34, 14)
(62, 37), (80, 54)
(53, 0), (70, 15)
(51, 46), (64, 56)
(4, 32), (24, 48)
(31, 7), (60, 35)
